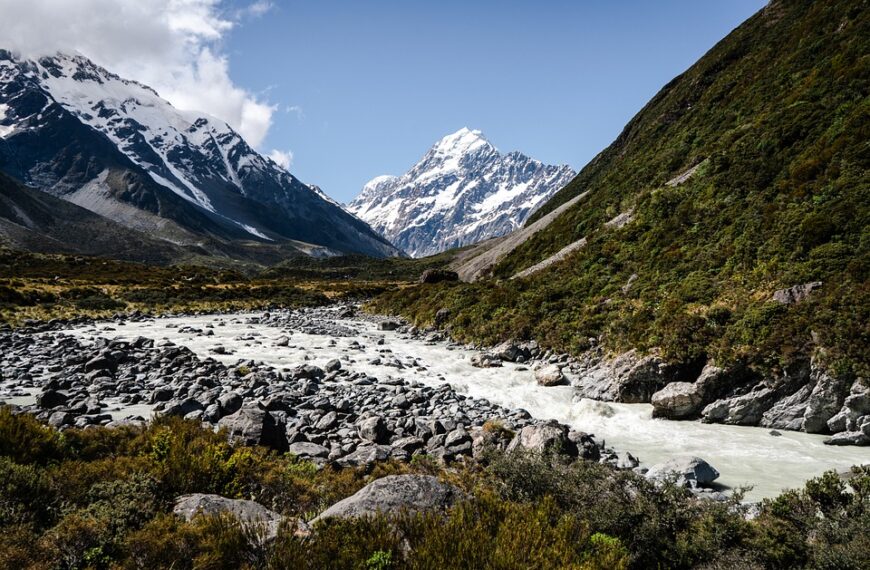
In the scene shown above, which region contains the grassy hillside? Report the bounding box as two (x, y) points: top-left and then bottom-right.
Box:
(373, 0), (869, 375)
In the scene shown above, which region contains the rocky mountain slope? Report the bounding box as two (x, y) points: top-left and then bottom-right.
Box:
(0, 50), (400, 261)
(0, 170), (190, 264)
(373, 0), (870, 439)
(348, 128), (575, 257)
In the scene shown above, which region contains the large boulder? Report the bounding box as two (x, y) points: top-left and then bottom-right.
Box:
(470, 353), (502, 368)
(535, 364), (567, 387)
(419, 269), (459, 284)
(651, 382), (704, 419)
(311, 475), (463, 523)
(378, 320), (402, 331)
(357, 416), (390, 444)
(36, 389), (69, 409)
(173, 494), (288, 540)
(506, 422), (576, 456)
(218, 406), (287, 451)
(645, 457), (720, 488)
(492, 340), (532, 363)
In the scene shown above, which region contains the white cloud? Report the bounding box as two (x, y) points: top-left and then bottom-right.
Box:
(286, 105), (305, 120)
(267, 149), (294, 170)
(0, 0), (275, 147)
(239, 1), (273, 19)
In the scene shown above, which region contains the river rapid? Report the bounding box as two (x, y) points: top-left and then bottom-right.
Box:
(58, 309), (869, 502)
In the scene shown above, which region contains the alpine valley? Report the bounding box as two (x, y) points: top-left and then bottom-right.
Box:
(0, 1), (869, 569)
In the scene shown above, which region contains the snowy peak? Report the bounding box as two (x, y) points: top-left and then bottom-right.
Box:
(430, 127), (493, 157)
(0, 49), (401, 259)
(348, 129), (576, 258)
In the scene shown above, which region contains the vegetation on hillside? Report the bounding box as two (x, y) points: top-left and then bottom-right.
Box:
(372, 0), (870, 376)
(0, 249), (453, 325)
(0, 408), (867, 569)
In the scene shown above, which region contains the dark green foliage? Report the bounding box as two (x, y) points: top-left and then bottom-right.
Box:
(372, 0), (870, 377)
(0, 410), (866, 568)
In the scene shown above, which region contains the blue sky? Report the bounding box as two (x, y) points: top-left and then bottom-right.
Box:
(224, 1), (766, 202)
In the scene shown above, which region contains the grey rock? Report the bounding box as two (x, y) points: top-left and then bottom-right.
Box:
(311, 475), (462, 523)
(419, 269), (459, 284)
(803, 362), (849, 433)
(325, 359), (342, 373)
(470, 353), (502, 368)
(315, 411), (338, 431)
(378, 320), (401, 331)
(572, 350), (675, 403)
(287, 442), (330, 459)
(702, 387), (777, 425)
(761, 384), (813, 431)
(218, 392), (243, 415)
(48, 410), (74, 428)
(36, 389), (68, 409)
(772, 281), (823, 305)
(173, 493), (286, 540)
(358, 416), (390, 444)
(218, 406), (287, 451)
(651, 382), (704, 419)
(334, 445), (392, 468)
(535, 364), (566, 387)
(827, 383), (870, 433)
(506, 422), (576, 456)
(645, 457), (720, 488)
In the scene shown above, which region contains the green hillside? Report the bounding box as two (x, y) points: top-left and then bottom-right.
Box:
(373, 0), (869, 375)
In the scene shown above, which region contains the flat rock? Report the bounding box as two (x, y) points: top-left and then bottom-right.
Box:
(311, 475), (462, 523)
(173, 493), (286, 540)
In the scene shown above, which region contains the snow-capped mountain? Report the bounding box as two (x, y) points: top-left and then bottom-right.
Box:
(348, 128), (576, 257)
(0, 50), (400, 260)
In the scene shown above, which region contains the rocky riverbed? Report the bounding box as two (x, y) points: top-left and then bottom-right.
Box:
(1, 305), (868, 501)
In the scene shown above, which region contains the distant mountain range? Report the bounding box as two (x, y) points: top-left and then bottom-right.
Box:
(0, 50), (401, 263)
(348, 128), (575, 257)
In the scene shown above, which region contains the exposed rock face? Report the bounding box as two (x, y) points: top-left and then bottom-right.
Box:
(702, 387), (778, 425)
(173, 494), (287, 540)
(645, 457), (720, 488)
(803, 364), (849, 433)
(827, 382), (870, 433)
(772, 281), (823, 305)
(572, 350), (685, 403)
(311, 475), (463, 523)
(761, 384), (814, 431)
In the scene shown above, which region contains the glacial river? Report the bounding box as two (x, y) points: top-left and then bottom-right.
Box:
(62, 310), (870, 502)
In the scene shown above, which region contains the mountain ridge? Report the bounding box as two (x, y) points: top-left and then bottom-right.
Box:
(0, 49), (401, 261)
(348, 127), (575, 257)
